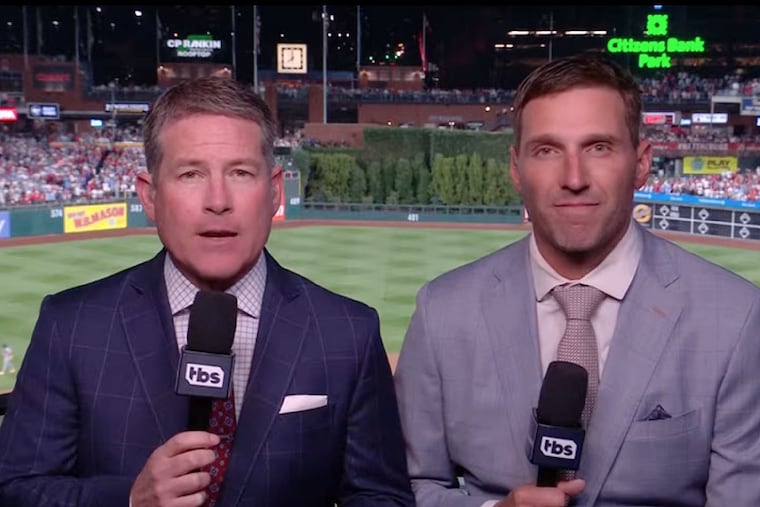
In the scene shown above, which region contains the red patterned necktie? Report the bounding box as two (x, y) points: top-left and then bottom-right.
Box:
(202, 388), (237, 507)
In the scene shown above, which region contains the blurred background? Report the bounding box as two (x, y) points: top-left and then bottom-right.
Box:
(3, 5), (760, 89)
(2, 5), (760, 401)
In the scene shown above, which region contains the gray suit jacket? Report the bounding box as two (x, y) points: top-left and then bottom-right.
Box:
(394, 224), (760, 507)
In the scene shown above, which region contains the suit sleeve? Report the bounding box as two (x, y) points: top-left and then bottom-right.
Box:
(0, 296), (132, 507)
(394, 284), (495, 507)
(339, 307), (415, 506)
(706, 291), (760, 506)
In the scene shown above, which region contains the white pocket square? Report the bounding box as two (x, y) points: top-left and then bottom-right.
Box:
(279, 394), (328, 414)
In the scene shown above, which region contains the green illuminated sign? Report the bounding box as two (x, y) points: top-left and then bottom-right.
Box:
(607, 14), (706, 69)
(166, 34), (223, 59)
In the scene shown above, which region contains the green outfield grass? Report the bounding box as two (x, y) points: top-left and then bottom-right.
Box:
(1, 226), (759, 392)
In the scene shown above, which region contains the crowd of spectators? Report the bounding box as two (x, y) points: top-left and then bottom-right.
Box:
(642, 125), (760, 144)
(641, 172), (760, 202)
(272, 70), (760, 105)
(0, 126), (144, 206)
(72, 69), (760, 107)
(3, 124), (760, 205)
(637, 71), (760, 103)
(5, 64), (760, 208)
(0, 124), (310, 206)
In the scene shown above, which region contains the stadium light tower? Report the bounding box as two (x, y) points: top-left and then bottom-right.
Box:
(548, 10), (554, 62)
(356, 5), (361, 85)
(253, 5), (260, 95)
(231, 6), (237, 80)
(322, 5), (328, 123)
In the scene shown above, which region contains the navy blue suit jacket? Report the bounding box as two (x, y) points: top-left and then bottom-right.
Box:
(0, 249), (413, 507)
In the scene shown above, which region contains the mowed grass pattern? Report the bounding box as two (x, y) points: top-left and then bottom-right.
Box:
(0, 226), (758, 392)
(266, 226), (524, 352)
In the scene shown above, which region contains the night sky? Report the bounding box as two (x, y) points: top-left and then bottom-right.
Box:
(2, 5), (760, 89)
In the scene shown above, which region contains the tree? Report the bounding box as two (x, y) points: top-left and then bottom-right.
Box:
(395, 158), (415, 204)
(431, 154), (457, 205)
(366, 159), (384, 204)
(414, 154), (431, 205)
(465, 152), (484, 205)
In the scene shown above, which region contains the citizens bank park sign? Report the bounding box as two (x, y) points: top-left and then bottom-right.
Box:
(165, 35), (223, 59)
(607, 12), (705, 68)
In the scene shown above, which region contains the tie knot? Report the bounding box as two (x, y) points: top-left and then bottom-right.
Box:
(553, 284), (605, 321)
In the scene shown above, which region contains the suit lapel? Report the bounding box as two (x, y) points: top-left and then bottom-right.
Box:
(121, 250), (187, 441)
(580, 230), (683, 505)
(480, 238), (544, 479)
(222, 251), (310, 506)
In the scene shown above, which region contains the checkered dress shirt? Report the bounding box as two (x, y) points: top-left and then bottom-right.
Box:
(163, 253), (267, 420)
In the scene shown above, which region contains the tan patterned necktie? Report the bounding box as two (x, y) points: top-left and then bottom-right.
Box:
(552, 283), (606, 428)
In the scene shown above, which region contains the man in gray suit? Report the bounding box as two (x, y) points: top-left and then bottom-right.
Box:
(394, 54), (760, 506)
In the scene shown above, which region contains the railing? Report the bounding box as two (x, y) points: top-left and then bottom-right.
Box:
(286, 201), (525, 224)
(0, 194), (138, 210)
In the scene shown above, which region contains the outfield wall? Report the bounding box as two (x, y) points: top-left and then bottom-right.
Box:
(0, 199), (153, 238)
(286, 202), (525, 224)
(1, 192), (760, 242)
(631, 191), (760, 241)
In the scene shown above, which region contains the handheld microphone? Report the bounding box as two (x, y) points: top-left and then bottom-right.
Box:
(531, 361), (588, 487)
(174, 290), (238, 431)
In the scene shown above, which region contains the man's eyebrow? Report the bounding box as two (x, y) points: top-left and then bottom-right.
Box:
(523, 133), (620, 147)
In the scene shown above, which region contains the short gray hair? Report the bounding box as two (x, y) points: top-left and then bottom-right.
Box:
(142, 76), (278, 176)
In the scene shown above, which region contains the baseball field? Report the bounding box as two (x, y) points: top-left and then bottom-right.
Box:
(1, 222), (759, 393)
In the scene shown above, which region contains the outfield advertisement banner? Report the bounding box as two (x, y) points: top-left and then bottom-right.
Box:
(682, 156), (738, 174)
(0, 211), (9, 238)
(64, 203), (128, 233)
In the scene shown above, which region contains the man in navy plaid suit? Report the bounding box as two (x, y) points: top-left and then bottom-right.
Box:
(0, 76), (413, 507)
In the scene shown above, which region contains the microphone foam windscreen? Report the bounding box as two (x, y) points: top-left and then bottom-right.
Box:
(186, 290), (238, 354)
(536, 361), (588, 427)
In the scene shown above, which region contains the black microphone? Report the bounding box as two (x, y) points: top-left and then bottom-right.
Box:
(174, 290), (238, 431)
(530, 361), (588, 487)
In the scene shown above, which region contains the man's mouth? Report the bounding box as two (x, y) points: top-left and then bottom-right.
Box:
(199, 230), (237, 238)
(556, 201), (598, 207)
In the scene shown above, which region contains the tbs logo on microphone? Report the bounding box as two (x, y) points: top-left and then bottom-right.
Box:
(175, 347), (235, 399)
(530, 424), (585, 471)
(186, 364), (224, 387)
(540, 436), (578, 459)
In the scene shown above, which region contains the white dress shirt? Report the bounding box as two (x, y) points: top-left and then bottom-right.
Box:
(164, 252), (267, 420)
(530, 219), (642, 376)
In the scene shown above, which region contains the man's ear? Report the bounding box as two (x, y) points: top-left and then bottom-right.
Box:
(509, 145), (523, 195)
(634, 140), (653, 189)
(270, 166), (283, 218)
(136, 171), (156, 222)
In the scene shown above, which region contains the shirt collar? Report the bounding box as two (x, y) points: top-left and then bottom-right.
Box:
(530, 219), (642, 302)
(164, 252), (267, 318)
